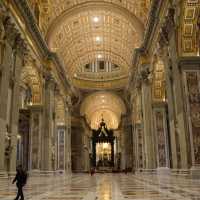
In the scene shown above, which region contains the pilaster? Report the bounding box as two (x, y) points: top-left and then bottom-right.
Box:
(152, 102), (170, 174)
(9, 38), (27, 173)
(41, 72), (56, 171)
(179, 58), (200, 176)
(65, 97), (72, 173)
(29, 105), (43, 171)
(140, 64), (156, 170)
(158, 8), (189, 170)
(0, 12), (12, 173)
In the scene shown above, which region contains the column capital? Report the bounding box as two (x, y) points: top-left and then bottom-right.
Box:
(43, 71), (56, 89)
(14, 35), (28, 57)
(3, 17), (18, 47)
(3, 16), (28, 57)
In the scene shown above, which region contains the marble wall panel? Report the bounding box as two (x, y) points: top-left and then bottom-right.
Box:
(184, 70), (200, 165)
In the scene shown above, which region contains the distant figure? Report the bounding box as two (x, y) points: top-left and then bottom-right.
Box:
(90, 167), (95, 176)
(12, 165), (27, 200)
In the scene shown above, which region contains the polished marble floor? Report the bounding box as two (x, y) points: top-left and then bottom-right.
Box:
(0, 173), (200, 200)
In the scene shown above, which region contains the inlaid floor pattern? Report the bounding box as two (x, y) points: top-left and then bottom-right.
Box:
(0, 173), (200, 200)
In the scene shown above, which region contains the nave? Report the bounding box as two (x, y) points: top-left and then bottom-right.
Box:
(0, 174), (200, 200)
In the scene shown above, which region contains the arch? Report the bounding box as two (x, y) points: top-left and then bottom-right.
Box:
(46, 1), (145, 42)
(46, 2), (145, 84)
(80, 91), (126, 129)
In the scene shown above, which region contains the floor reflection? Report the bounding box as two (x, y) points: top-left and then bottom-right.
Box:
(0, 173), (199, 200)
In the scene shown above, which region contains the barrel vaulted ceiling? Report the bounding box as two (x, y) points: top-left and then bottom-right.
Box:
(30, 0), (151, 89)
(80, 91), (126, 129)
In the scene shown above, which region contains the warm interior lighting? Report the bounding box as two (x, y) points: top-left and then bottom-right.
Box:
(103, 142), (109, 149)
(97, 54), (103, 59)
(95, 36), (101, 42)
(93, 16), (100, 23)
(17, 135), (21, 140)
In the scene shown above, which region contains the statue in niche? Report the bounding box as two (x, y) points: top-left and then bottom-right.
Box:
(24, 83), (32, 106)
(140, 64), (152, 84)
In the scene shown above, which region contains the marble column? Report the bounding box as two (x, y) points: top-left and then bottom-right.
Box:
(29, 105), (43, 171)
(41, 72), (56, 171)
(141, 65), (156, 170)
(134, 124), (145, 171)
(65, 97), (72, 173)
(153, 103), (170, 173)
(159, 8), (189, 170)
(0, 15), (10, 174)
(9, 39), (26, 173)
(57, 125), (66, 171)
(161, 51), (178, 169)
(1, 16), (28, 173)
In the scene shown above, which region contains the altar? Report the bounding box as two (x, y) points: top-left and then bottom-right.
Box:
(91, 119), (115, 169)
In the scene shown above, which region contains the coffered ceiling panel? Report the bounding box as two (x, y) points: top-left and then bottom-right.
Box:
(48, 9), (142, 85)
(40, 0), (150, 34)
(37, 0), (150, 89)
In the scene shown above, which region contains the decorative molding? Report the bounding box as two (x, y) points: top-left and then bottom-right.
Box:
(12, 0), (78, 98)
(142, 0), (163, 51)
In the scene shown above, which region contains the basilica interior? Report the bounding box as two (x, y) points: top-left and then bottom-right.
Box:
(0, 0), (200, 199)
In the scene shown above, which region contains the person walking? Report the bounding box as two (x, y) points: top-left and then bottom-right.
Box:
(12, 165), (27, 200)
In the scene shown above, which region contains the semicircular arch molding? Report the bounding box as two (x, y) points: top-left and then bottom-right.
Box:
(46, 1), (145, 41)
(47, 3), (144, 86)
(80, 91), (126, 129)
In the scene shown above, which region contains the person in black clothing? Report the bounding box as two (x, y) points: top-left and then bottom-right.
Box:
(12, 165), (27, 200)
